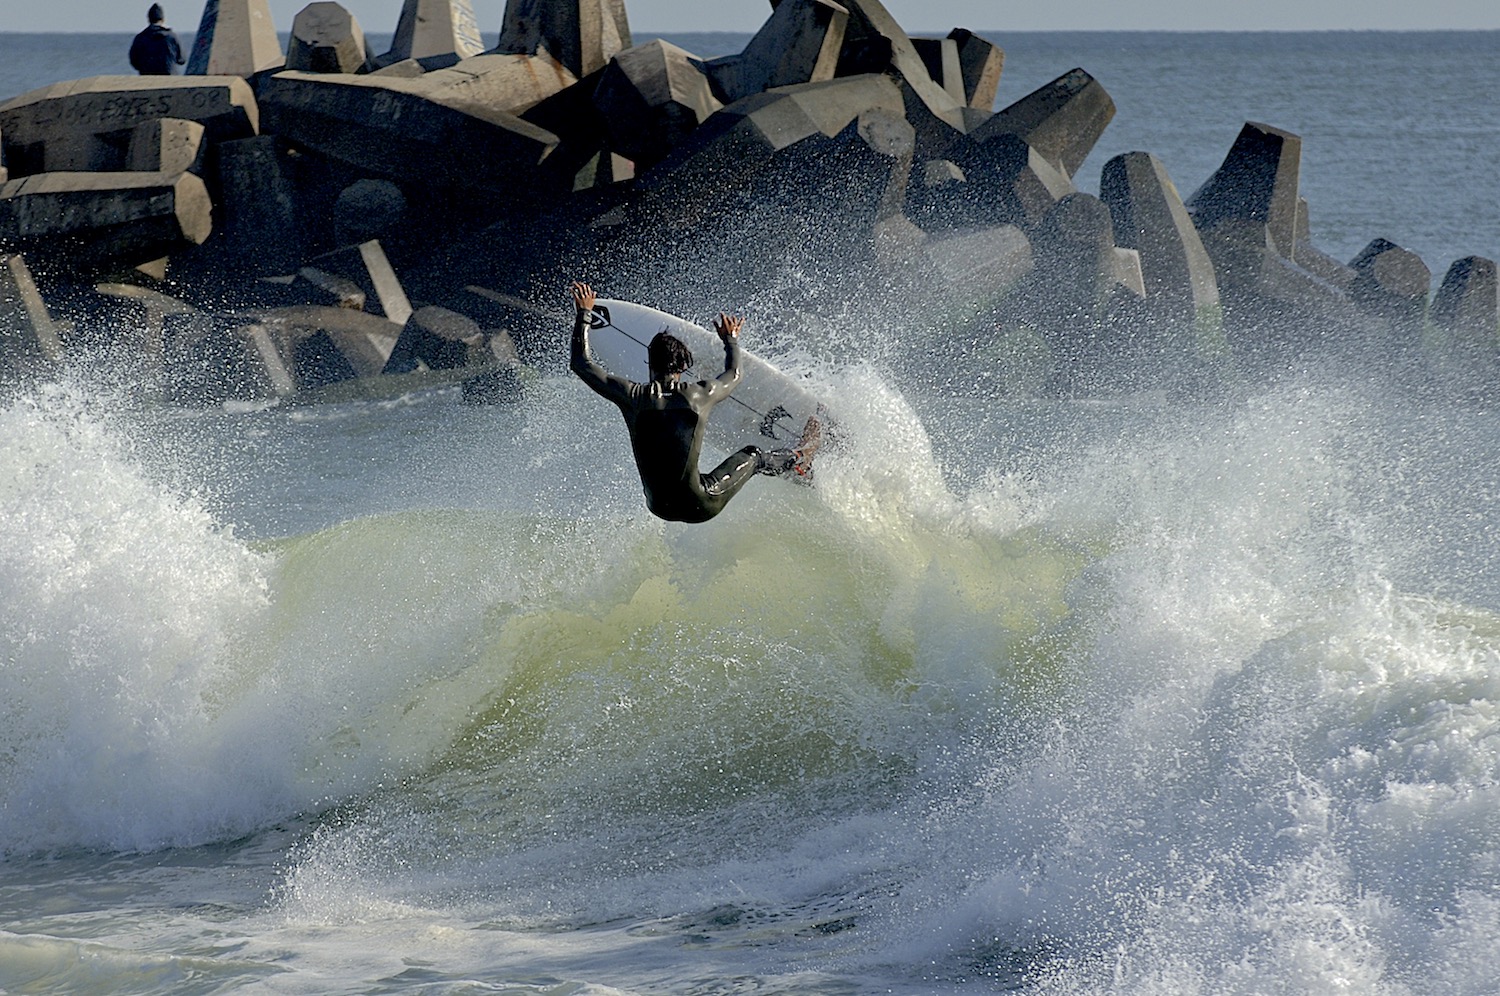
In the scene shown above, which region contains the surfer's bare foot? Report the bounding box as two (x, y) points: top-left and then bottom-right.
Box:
(794, 416), (822, 476)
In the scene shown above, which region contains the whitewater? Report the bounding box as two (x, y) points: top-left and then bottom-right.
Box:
(4, 315), (1500, 992)
(4, 27), (1500, 996)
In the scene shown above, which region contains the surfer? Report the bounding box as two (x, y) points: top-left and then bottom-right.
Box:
(569, 281), (821, 523)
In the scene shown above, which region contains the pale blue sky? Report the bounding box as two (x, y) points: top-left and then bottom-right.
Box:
(6, 0), (1498, 34)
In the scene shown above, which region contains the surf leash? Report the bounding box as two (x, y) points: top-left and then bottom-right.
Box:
(588, 305), (802, 443)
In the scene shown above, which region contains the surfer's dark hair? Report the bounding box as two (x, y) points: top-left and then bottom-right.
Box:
(648, 331), (693, 377)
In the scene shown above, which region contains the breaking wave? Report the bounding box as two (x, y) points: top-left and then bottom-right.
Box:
(2, 359), (1498, 994)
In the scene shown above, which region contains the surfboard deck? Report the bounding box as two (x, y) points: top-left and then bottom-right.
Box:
(585, 298), (825, 451)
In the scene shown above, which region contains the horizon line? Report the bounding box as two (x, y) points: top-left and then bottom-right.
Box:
(2, 26), (1499, 35)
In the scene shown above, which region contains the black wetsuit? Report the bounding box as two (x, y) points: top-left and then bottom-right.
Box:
(571, 308), (796, 523)
(129, 24), (184, 75)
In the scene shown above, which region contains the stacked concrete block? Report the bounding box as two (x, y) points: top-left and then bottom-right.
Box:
(264, 306), (400, 386)
(572, 150), (634, 191)
(941, 131), (1075, 231)
(333, 179), (407, 247)
(922, 159), (964, 187)
(369, 59), (427, 79)
(125, 118), (207, 176)
(257, 71), (561, 197)
(1432, 255), (1499, 342)
(1017, 193), (1119, 323)
(947, 29), (1003, 111)
(1, 253), (64, 373)
(11, 1), (1500, 406)
(991, 193), (1123, 392)
(497, 0), (632, 79)
(594, 40), (722, 169)
(212, 135), (303, 275)
(306, 240), (413, 326)
(292, 267), (367, 310)
(645, 74), (907, 192)
(383, 0), (485, 69)
(1100, 151), (1220, 325)
(601, 76), (922, 322)
(460, 353), (523, 404)
(1107, 248), (1147, 300)
(287, 2), (373, 75)
(0, 171), (213, 266)
(706, 0), (848, 105)
(516, 63), (612, 184)
(911, 37), (965, 104)
(1349, 237), (1431, 336)
(421, 53), (578, 117)
(1181, 123), (1375, 360)
(1293, 197), (1356, 293)
(0, 76), (259, 177)
(162, 311), (297, 403)
(187, 0), (285, 77)
(91, 281), (197, 361)
(383, 304), (487, 372)
(630, 73), (908, 244)
(766, 102), (914, 232)
(922, 223), (1033, 302)
(1204, 216), (1365, 358)
(903, 224), (1045, 396)
(1429, 255), (1499, 393)
(905, 157), (965, 229)
(444, 284), (553, 365)
(969, 67), (1115, 179)
(1186, 122), (1302, 258)
(833, 0), (967, 136)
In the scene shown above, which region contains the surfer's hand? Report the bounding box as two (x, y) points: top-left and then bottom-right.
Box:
(714, 313), (742, 340)
(571, 281), (596, 313)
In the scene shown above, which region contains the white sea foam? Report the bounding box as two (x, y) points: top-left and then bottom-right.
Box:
(3, 358), (1499, 995)
(0, 384), (273, 853)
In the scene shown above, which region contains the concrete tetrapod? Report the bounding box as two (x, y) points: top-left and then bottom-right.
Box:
(382, 0), (485, 69)
(1, 253), (65, 373)
(0, 171), (213, 268)
(967, 67), (1114, 179)
(257, 71), (561, 198)
(495, 0), (632, 79)
(706, 0), (848, 104)
(1187, 121), (1303, 259)
(286, 2), (372, 75)
(594, 40), (722, 169)
(0, 76), (259, 177)
(187, 0), (284, 77)
(1100, 150), (1220, 324)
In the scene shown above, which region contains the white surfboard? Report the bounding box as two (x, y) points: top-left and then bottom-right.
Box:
(584, 298), (824, 450)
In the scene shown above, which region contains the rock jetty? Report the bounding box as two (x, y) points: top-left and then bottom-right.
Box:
(1, 0), (1494, 403)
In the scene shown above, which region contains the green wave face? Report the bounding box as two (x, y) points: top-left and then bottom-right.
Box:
(255, 490), (1091, 852)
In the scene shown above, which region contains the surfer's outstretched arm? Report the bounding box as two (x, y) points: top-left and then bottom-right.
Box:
(569, 281), (634, 404)
(700, 312), (744, 402)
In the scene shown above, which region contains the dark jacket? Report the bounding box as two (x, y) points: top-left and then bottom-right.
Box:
(129, 24), (184, 75)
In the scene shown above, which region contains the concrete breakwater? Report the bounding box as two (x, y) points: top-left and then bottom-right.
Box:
(1, 0), (1495, 404)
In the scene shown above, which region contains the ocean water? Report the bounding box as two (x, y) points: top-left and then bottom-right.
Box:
(4, 29), (1500, 996)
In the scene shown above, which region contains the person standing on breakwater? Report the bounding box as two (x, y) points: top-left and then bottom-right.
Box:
(129, 4), (185, 75)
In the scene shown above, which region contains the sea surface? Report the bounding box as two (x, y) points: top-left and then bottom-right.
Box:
(4, 29), (1500, 996)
